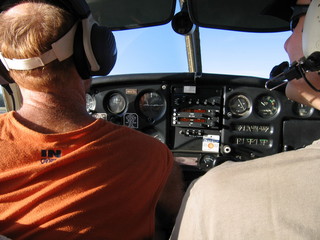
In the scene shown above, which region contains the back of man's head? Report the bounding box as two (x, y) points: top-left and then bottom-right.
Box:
(0, 1), (77, 91)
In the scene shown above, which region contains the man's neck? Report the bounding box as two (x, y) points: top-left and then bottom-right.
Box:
(16, 89), (96, 134)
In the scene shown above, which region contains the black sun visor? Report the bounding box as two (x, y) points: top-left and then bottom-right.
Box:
(187, 0), (292, 32)
(87, 0), (176, 30)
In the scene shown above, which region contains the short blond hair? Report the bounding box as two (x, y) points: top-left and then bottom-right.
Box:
(0, 1), (76, 91)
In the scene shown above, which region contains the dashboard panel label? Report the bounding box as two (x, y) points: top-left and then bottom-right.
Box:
(202, 135), (220, 153)
(183, 86), (196, 94)
(124, 113), (139, 128)
(125, 89), (138, 95)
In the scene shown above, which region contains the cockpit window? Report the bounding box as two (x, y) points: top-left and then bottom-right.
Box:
(109, 25), (291, 78)
(199, 28), (291, 78)
(110, 24), (189, 75)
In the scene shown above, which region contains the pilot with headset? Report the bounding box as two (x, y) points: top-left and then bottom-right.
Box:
(171, 0), (320, 239)
(0, 0), (183, 239)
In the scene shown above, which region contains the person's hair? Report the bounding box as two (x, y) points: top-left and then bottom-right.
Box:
(0, 1), (77, 91)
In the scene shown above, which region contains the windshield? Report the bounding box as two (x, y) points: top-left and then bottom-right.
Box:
(200, 28), (291, 78)
(110, 24), (188, 75)
(109, 24), (291, 78)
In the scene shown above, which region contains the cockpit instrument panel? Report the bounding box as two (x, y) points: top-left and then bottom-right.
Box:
(88, 73), (320, 172)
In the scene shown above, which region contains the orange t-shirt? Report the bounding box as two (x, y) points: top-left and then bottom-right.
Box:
(0, 111), (173, 240)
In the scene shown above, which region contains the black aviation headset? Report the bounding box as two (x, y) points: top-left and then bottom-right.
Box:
(265, 0), (320, 91)
(0, 0), (117, 85)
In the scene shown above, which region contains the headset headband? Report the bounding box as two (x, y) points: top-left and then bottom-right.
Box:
(0, 0), (88, 72)
(0, 0), (117, 82)
(0, 23), (78, 71)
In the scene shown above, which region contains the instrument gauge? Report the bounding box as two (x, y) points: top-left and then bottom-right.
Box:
(86, 94), (96, 112)
(294, 102), (314, 117)
(228, 94), (251, 117)
(255, 95), (279, 118)
(107, 93), (127, 114)
(138, 91), (166, 122)
(143, 128), (165, 143)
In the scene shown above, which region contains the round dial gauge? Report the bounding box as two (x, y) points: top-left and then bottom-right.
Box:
(107, 93), (126, 114)
(228, 94), (251, 116)
(256, 95), (279, 118)
(294, 102), (314, 117)
(143, 128), (165, 143)
(138, 91), (166, 121)
(86, 94), (96, 112)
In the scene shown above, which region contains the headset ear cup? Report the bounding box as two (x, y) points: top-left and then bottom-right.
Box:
(73, 22), (117, 79)
(73, 23), (91, 79)
(90, 24), (117, 76)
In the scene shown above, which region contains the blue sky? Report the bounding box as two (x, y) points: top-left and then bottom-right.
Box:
(110, 23), (291, 79)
